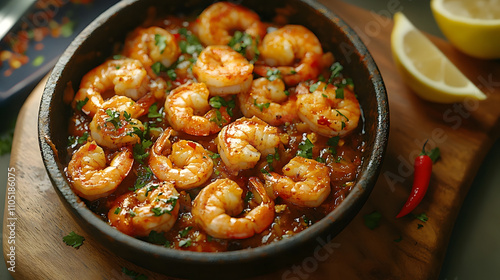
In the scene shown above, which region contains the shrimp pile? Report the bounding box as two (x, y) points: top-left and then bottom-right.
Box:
(64, 2), (365, 252)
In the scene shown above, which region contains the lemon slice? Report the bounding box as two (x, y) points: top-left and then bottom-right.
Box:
(431, 0), (500, 59)
(391, 12), (486, 103)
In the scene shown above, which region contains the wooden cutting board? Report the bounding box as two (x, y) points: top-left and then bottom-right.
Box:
(3, 0), (500, 279)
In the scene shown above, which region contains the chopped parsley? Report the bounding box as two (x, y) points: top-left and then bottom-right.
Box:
(178, 28), (203, 55)
(363, 211), (382, 230)
(130, 167), (154, 191)
(209, 96), (236, 117)
(327, 136), (340, 156)
(63, 231), (85, 249)
(166, 68), (177, 81)
(147, 230), (170, 247)
(335, 87), (344, 99)
(154, 34), (168, 54)
(114, 207), (121, 214)
(147, 103), (163, 119)
(68, 132), (89, 148)
(297, 137), (314, 159)
(179, 226), (192, 238)
(228, 31), (259, 62)
(179, 238), (192, 247)
(75, 97), (89, 111)
(151, 62), (167, 76)
(209, 153), (220, 159)
(260, 168), (271, 176)
(122, 267), (148, 280)
(309, 81), (322, 93)
(128, 125), (153, 164)
(209, 96), (236, 127)
(265, 148), (280, 171)
(104, 109), (122, 130)
(253, 99), (270, 112)
(244, 191), (254, 203)
(266, 68), (282, 81)
(150, 196), (178, 216)
(414, 212), (429, 223)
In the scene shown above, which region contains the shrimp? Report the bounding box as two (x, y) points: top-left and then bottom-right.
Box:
(192, 45), (253, 96)
(108, 182), (180, 237)
(149, 128), (213, 189)
(296, 82), (360, 137)
(217, 116), (281, 171)
(165, 82), (231, 136)
(67, 141), (134, 201)
(238, 77), (298, 126)
(192, 178), (274, 239)
(254, 25), (323, 86)
(195, 2), (266, 46)
(89, 95), (145, 149)
(265, 156), (331, 207)
(123, 26), (181, 78)
(71, 58), (149, 117)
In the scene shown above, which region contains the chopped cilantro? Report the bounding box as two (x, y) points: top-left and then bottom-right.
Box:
(113, 54), (123, 59)
(297, 138), (314, 159)
(179, 226), (192, 238)
(266, 69), (282, 81)
(253, 99), (270, 112)
(114, 207), (121, 214)
(75, 97), (89, 111)
(63, 231), (85, 248)
(363, 211), (382, 230)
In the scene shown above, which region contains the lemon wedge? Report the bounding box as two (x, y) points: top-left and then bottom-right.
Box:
(391, 12), (486, 103)
(431, 0), (500, 59)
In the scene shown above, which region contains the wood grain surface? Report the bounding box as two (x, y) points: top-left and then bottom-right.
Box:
(3, 0), (500, 279)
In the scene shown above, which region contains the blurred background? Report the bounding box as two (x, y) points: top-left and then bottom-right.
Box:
(1, 0), (499, 279)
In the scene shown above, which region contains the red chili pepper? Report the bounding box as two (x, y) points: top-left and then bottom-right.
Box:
(396, 141), (438, 218)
